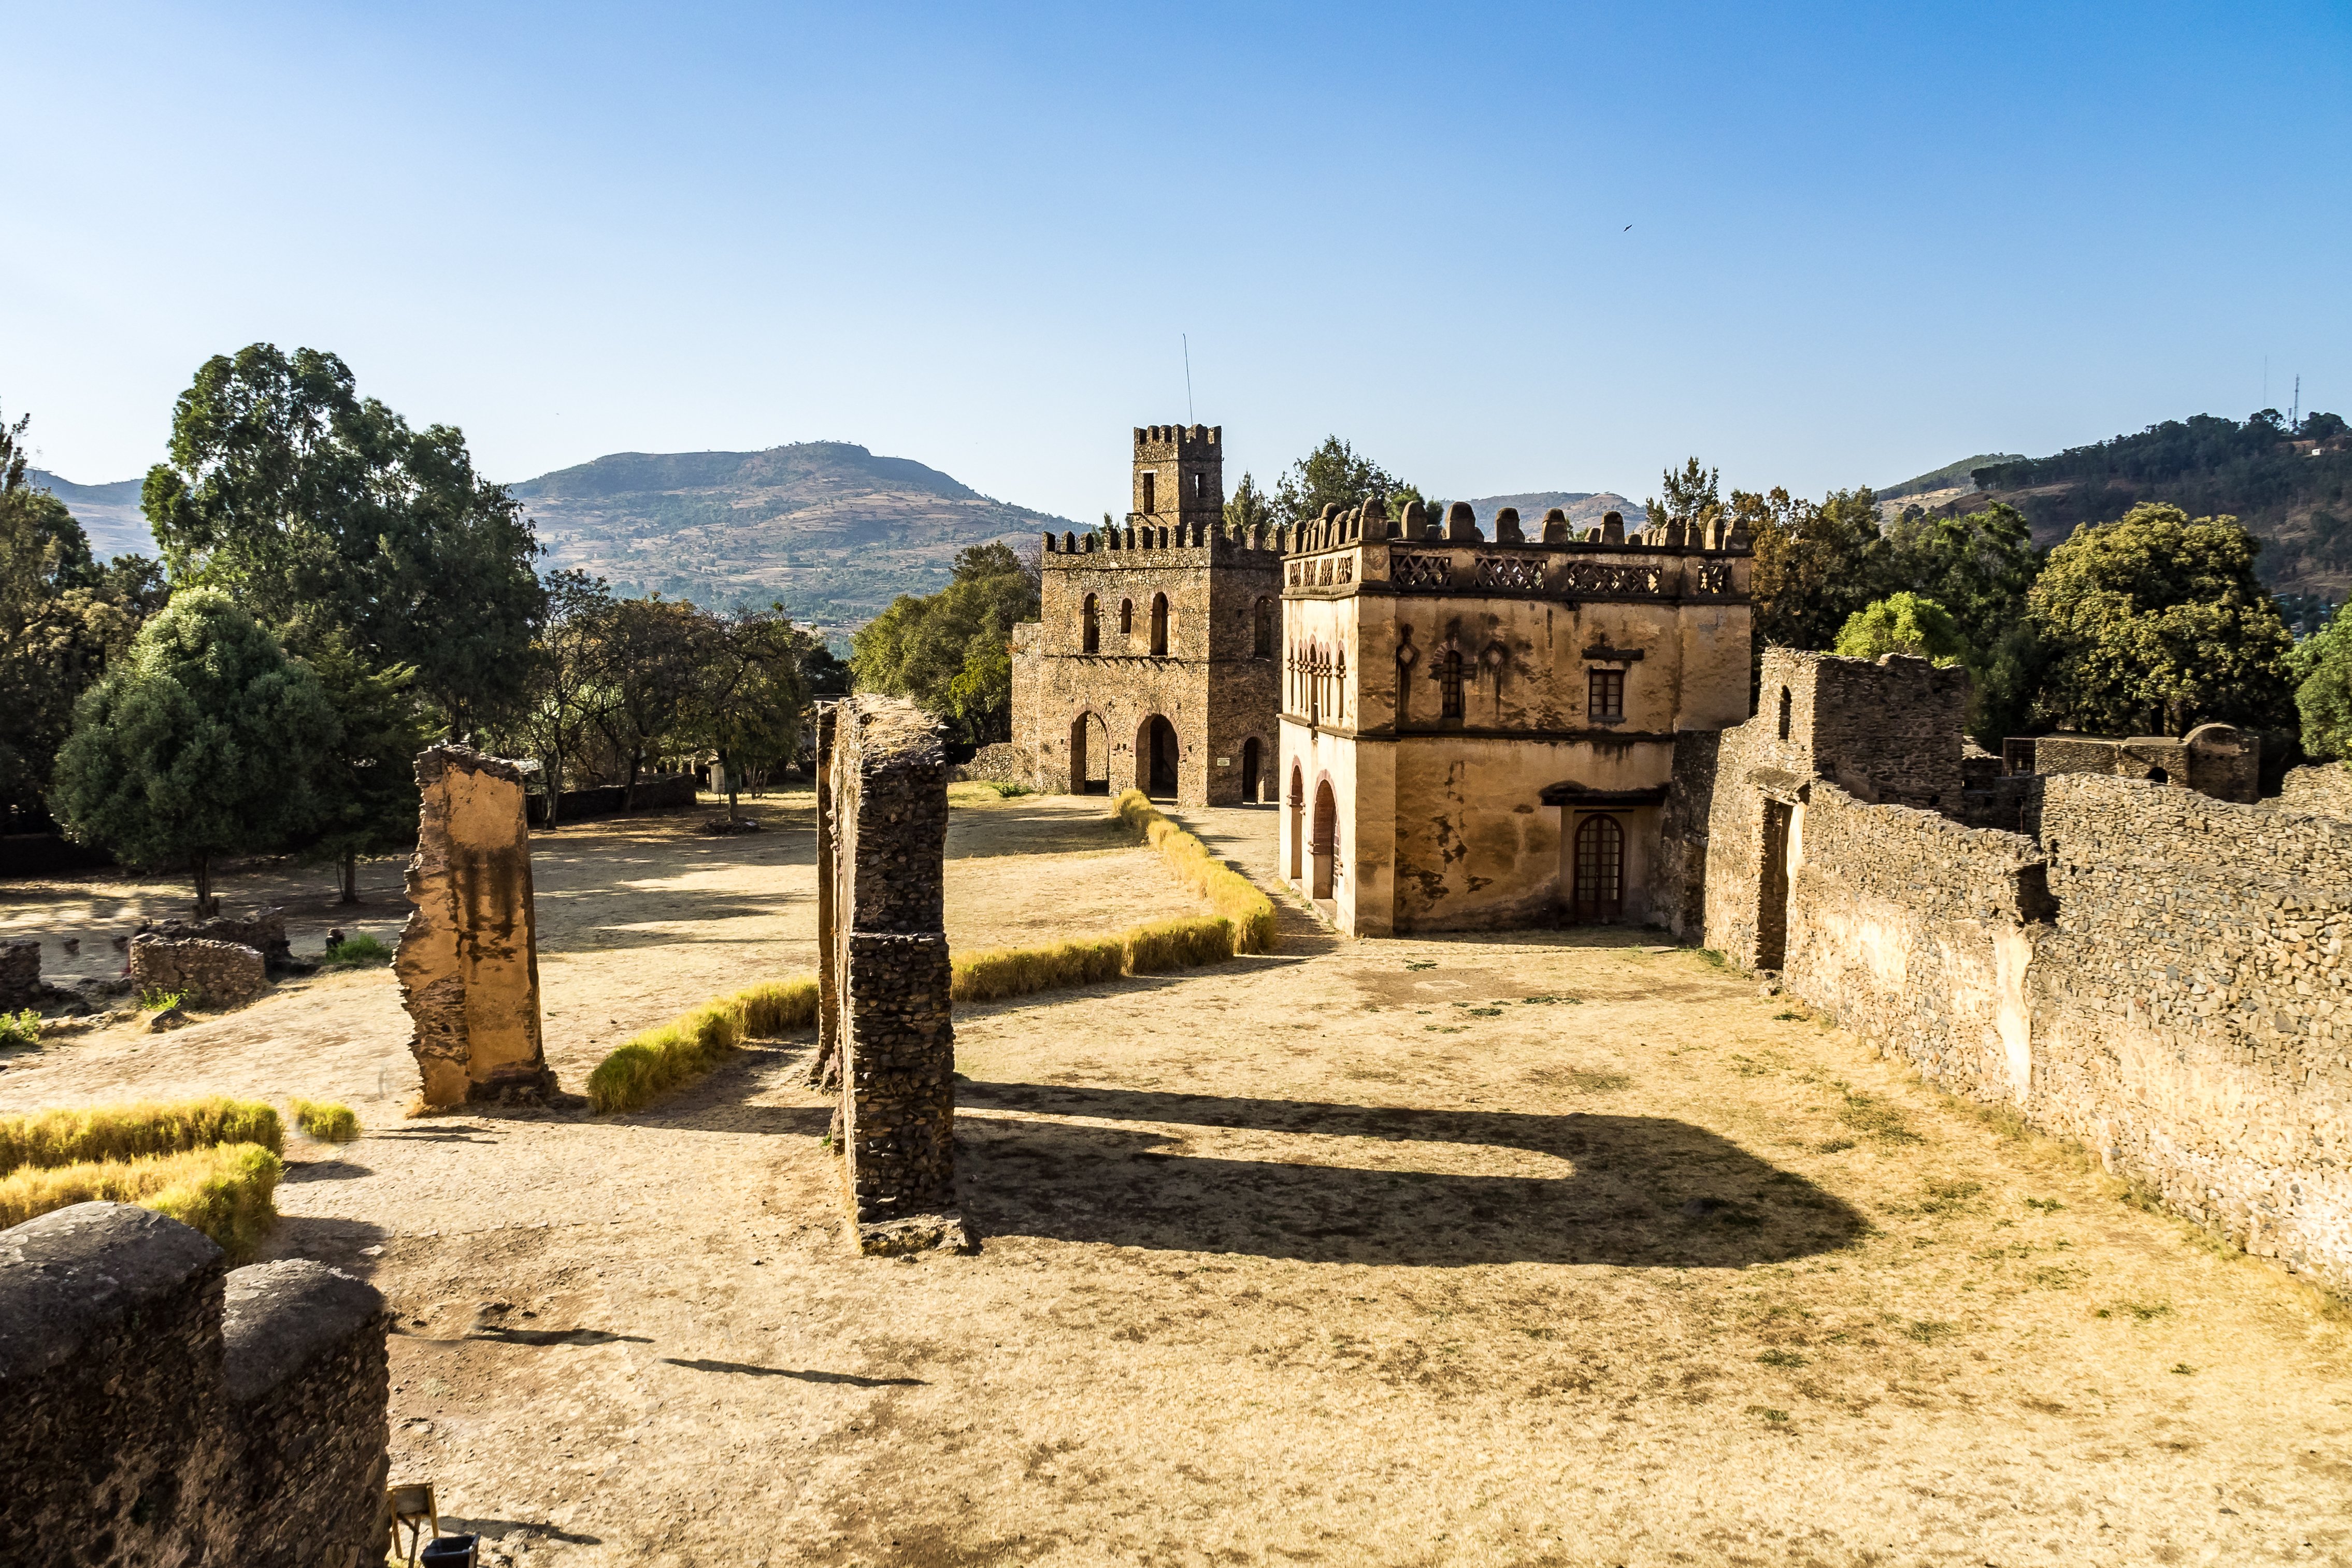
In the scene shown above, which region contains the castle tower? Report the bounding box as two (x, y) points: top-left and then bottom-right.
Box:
(1131, 425), (1224, 534)
(1004, 423), (1278, 807)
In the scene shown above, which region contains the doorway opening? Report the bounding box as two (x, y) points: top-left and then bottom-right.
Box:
(1758, 800), (1792, 968)
(1142, 715), (1180, 798)
(1070, 713), (1109, 795)
(1572, 813), (1624, 922)
(1287, 764), (1304, 882)
(1241, 738), (1261, 802)
(1311, 780), (1337, 899)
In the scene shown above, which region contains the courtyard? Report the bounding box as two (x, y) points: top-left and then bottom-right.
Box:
(2, 794), (2346, 1566)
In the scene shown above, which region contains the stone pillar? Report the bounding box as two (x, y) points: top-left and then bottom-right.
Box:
(394, 744), (554, 1109)
(818, 697), (968, 1255)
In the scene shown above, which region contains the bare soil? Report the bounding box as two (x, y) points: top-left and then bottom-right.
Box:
(2, 795), (2347, 1567)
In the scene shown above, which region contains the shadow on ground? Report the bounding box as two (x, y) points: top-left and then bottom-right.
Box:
(958, 1082), (1864, 1267)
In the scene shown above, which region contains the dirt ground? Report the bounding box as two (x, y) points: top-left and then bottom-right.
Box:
(3, 794), (2349, 1567)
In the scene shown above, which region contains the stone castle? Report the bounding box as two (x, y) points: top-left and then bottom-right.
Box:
(1002, 421), (2349, 1295)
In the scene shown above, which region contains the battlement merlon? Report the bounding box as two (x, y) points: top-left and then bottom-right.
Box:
(1132, 424), (1222, 462)
(1040, 521), (1286, 565)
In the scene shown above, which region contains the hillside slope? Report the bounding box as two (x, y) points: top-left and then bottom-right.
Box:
(1462, 491), (1640, 527)
(26, 470), (150, 559)
(1886, 413), (2351, 593)
(515, 441), (1075, 638)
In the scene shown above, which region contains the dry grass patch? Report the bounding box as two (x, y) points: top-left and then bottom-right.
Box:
(0, 1096), (283, 1172)
(0, 1143), (282, 1256)
(1115, 789), (1278, 954)
(290, 1099), (361, 1142)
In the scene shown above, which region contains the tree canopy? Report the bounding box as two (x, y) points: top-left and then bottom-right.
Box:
(2025, 503), (2293, 737)
(851, 542), (1040, 742)
(1269, 437), (1423, 526)
(141, 344), (544, 732)
(2289, 612), (2352, 761)
(1832, 593), (1971, 666)
(49, 589), (338, 913)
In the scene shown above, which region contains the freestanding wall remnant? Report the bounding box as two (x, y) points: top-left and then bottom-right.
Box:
(0, 1202), (392, 1566)
(395, 744), (554, 1108)
(814, 697), (969, 1255)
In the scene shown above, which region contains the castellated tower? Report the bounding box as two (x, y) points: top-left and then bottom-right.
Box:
(1006, 424), (1280, 807)
(1131, 424), (1226, 535)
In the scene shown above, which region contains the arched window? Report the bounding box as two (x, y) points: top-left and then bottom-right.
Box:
(1150, 593), (1169, 656)
(1440, 649), (1464, 719)
(1254, 597), (1275, 658)
(1119, 598), (1134, 636)
(1082, 593), (1100, 654)
(1776, 686), (1792, 740)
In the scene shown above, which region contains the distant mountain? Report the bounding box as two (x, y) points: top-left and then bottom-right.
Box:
(515, 441), (1078, 640)
(26, 470), (151, 559)
(1462, 491), (1640, 527)
(1883, 413), (2352, 593)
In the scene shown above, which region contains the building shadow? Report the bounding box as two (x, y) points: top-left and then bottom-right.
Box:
(259, 1215), (392, 1277)
(956, 1082), (1863, 1268)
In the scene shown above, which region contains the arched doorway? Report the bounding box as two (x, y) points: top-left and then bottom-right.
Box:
(1572, 813), (1624, 922)
(1140, 715), (1180, 798)
(1241, 738), (1261, 802)
(1070, 713), (1109, 795)
(1287, 764), (1304, 881)
(1311, 780), (1337, 899)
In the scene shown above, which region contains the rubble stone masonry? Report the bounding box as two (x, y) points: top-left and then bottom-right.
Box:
(128, 933), (268, 1008)
(1675, 649), (2352, 1293)
(818, 697), (966, 1254)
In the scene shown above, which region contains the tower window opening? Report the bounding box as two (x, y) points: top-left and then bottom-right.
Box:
(1150, 593), (1169, 656)
(1120, 598), (1134, 636)
(1141, 470), (1156, 515)
(1082, 593), (1099, 654)
(1777, 686), (1792, 740)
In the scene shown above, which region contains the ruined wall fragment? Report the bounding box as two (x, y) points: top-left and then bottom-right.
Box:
(395, 744), (552, 1108)
(816, 697), (967, 1254)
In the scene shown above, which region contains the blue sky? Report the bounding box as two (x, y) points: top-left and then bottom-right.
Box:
(6, 2), (2348, 522)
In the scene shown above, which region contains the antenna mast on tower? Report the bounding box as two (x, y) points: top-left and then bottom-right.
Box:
(1183, 334), (1194, 425)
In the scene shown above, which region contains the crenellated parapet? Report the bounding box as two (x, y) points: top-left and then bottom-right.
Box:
(1040, 519), (1286, 566)
(1277, 496), (1753, 605)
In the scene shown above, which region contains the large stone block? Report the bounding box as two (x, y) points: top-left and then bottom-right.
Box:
(128, 933), (268, 1008)
(395, 744), (554, 1108)
(1, 937), (38, 1008)
(207, 1260), (392, 1564)
(0, 1202), (227, 1566)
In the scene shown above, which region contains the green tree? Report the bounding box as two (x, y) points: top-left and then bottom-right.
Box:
(686, 607), (809, 823)
(1646, 457), (1724, 533)
(1270, 437), (1408, 526)
(50, 589), (338, 915)
(508, 570), (615, 829)
(1746, 485), (1890, 651)
(2026, 502), (2293, 737)
(141, 344), (544, 734)
(1882, 501), (2044, 744)
(302, 630), (431, 903)
(1223, 471), (1274, 534)
(0, 404), (169, 821)
(2288, 613), (2352, 760)
(852, 543), (1040, 742)
(1833, 593), (1971, 666)
(590, 594), (707, 809)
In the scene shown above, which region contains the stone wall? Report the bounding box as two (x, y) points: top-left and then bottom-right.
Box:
(951, 741), (1037, 786)
(2281, 761), (2352, 819)
(0, 1202), (390, 1565)
(135, 905), (293, 968)
(1675, 651), (2352, 1293)
(1, 937), (38, 1008)
(128, 934), (268, 1008)
(816, 698), (968, 1255)
(2005, 724), (2260, 804)
(395, 744), (554, 1108)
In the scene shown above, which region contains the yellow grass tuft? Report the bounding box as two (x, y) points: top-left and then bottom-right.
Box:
(0, 1143), (282, 1257)
(952, 936), (1126, 1003)
(1123, 915), (1236, 972)
(587, 974), (822, 1115)
(1114, 788), (1280, 955)
(0, 1097), (283, 1176)
(290, 1099), (361, 1142)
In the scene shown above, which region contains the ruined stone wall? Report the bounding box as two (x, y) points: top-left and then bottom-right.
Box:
(129, 934), (267, 1008)
(0, 1202), (390, 1565)
(1, 937), (39, 1008)
(951, 740), (1039, 786)
(818, 698), (965, 1254)
(2013, 726), (2261, 804)
(395, 744), (553, 1108)
(2281, 761), (2352, 819)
